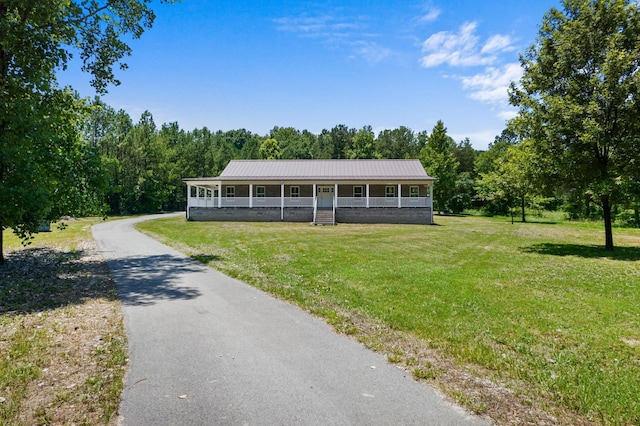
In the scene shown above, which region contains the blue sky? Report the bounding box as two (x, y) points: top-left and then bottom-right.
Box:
(60, 1), (560, 150)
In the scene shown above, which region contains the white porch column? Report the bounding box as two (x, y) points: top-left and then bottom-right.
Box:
(429, 184), (434, 224)
(281, 183), (285, 220)
(186, 184), (192, 219)
(334, 184), (338, 207)
(218, 184), (222, 208)
(398, 183), (402, 208)
(366, 184), (370, 208)
(249, 183), (253, 208)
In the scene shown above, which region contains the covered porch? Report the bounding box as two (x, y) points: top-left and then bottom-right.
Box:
(185, 180), (434, 225)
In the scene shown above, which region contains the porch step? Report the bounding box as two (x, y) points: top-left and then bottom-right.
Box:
(314, 209), (335, 226)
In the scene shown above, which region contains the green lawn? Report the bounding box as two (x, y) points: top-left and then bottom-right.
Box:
(137, 215), (640, 425)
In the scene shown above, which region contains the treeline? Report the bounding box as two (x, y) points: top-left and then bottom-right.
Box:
(83, 98), (640, 227)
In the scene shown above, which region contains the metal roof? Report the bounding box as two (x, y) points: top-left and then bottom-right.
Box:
(212, 159), (435, 181)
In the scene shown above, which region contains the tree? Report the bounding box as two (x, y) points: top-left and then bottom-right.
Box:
(454, 138), (477, 175)
(476, 141), (538, 222)
(420, 121), (459, 213)
(259, 138), (282, 160)
(375, 127), (417, 159)
(81, 98), (134, 213)
(315, 125), (355, 159)
(270, 126), (313, 159)
(346, 126), (376, 159)
(475, 129), (519, 176)
(0, 1), (170, 262)
(509, 0), (640, 250)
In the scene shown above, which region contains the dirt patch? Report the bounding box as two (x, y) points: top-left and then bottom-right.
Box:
(1, 239), (126, 425)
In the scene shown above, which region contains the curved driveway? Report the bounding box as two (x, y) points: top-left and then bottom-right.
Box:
(93, 214), (487, 426)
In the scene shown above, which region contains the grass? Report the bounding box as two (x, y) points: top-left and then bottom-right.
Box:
(137, 214), (640, 425)
(1, 218), (127, 425)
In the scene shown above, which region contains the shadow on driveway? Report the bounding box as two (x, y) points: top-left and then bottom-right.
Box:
(108, 254), (204, 306)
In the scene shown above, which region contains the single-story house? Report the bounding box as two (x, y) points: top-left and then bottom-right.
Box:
(183, 159), (436, 225)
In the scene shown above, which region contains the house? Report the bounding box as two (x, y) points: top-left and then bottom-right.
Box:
(183, 159), (435, 225)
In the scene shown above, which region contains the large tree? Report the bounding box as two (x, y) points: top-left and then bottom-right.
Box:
(510, 0), (640, 249)
(0, 1), (169, 262)
(420, 120), (459, 214)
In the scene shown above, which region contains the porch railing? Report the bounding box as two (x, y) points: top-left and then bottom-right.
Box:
(337, 197), (431, 208)
(189, 196), (431, 208)
(200, 197), (314, 208)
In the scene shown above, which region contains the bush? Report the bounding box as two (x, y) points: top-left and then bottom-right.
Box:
(614, 209), (640, 228)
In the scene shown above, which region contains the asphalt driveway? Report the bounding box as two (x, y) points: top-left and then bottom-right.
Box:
(93, 213), (487, 425)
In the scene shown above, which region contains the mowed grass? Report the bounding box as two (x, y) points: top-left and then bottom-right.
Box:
(137, 215), (640, 425)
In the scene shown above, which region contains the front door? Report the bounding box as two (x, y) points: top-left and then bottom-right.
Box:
(317, 186), (334, 209)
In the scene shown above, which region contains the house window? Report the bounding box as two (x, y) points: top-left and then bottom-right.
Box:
(353, 186), (363, 198)
(256, 186), (265, 198)
(385, 186), (396, 198)
(290, 186), (300, 198)
(410, 186), (419, 198)
(226, 186), (235, 200)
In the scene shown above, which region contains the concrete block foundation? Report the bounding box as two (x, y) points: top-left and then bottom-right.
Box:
(188, 207), (432, 225)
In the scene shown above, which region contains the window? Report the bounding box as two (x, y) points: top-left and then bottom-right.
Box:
(353, 186), (363, 198)
(410, 186), (419, 198)
(256, 186), (265, 198)
(385, 186), (396, 198)
(290, 186), (300, 198)
(226, 186), (235, 199)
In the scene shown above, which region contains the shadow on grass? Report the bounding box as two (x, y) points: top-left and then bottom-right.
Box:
(523, 220), (560, 225)
(0, 247), (117, 315)
(521, 243), (640, 261)
(190, 254), (222, 264)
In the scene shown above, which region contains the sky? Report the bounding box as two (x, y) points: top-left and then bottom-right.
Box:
(60, 0), (561, 150)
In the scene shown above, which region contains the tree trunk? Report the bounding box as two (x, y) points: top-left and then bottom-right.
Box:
(0, 221), (4, 264)
(521, 195), (526, 222)
(602, 195), (614, 250)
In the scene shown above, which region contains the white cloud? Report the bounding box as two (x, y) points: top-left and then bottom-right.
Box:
(461, 63), (522, 104)
(418, 7), (441, 24)
(420, 21), (514, 68)
(458, 63), (522, 121)
(351, 41), (392, 64)
(274, 13), (392, 64)
(481, 34), (515, 54)
(273, 15), (362, 37)
(497, 110), (518, 121)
